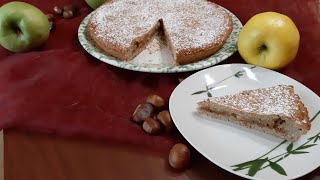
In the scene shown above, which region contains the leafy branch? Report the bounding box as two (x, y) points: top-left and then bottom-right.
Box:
(231, 110), (320, 177)
(191, 66), (256, 97)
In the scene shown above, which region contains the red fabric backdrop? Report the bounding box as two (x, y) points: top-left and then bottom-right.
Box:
(0, 0), (319, 153)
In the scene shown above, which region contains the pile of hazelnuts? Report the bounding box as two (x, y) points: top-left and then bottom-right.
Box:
(53, 5), (77, 19)
(132, 94), (171, 134)
(132, 95), (191, 170)
(47, 5), (77, 31)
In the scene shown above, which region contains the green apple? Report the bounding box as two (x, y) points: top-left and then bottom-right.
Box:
(237, 12), (300, 70)
(85, 0), (107, 9)
(0, 2), (50, 52)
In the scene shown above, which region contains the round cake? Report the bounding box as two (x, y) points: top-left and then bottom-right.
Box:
(88, 0), (233, 65)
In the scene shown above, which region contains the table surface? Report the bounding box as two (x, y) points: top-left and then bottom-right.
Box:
(1, 0), (320, 179)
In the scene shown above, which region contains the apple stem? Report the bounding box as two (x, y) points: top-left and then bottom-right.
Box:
(10, 24), (23, 36)
(258, 44), (267, 52)
(15, 27), (22, 36)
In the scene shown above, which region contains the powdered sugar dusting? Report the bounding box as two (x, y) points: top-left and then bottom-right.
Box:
(162, 0), (231, 53)
(209, 85), (304, 118)
(90, 0), (160, 48)
(89, 0), (231, 52)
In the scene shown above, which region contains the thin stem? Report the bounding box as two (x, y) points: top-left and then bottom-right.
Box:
(260, 157), (285, 170)
(268, 152), (288, 161)
(208, 70), (245, 91)
(231, 110), (320, 175)
(258, 140), (287, 159)
(274, 157), (284, 163)
(255, 110), (319, 159)
(260, 137), (316, 170)
(209, 65), (256, 90)
(236, 133), (318, 171)
(311, 110), (320, 122)
(268, 140), (311, 161)
(206, 66), (257, 93)
(208, 75), (236, 90)
(309, 132), (320, 140)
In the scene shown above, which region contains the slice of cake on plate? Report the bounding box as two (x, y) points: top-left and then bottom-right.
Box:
(197, 85), (311, 141)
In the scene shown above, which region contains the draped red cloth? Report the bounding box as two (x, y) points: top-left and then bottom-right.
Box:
(0, 0), (319, 153)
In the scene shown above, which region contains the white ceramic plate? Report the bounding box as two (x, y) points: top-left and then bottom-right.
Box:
(169, 64), (320, 180)
(78, 8), (242, 73)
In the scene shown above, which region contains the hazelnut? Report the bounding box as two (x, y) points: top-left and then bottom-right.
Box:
(63, 10), (74, 19)
(63, 4), (77, 13)
(132, 103), (154, 124)
(142, 118), (161, 135)
(146, 94), (165, 109)
(169, 143), (191, 169)
(53, 6), (63, 15)
(157, 110), (173, 133)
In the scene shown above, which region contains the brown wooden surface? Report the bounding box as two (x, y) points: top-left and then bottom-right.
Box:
(4, 129), (320, 180)
(4, 130), (239, 180)
(2, 0), (320, 179)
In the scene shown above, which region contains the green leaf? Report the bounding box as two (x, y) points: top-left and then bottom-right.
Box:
(248, 158), (268, 176)
(296, 144), (317, 150)
(269, 161), (287, 176)
(314, 136), (319, 143)
(308, 136), (315, 141)
(286, 143), (293, 152)
(191, 90), (206, 95)
(274, 157), (284, 163)
(232, 160), (256, 170)
(290, 151), (309, 154)
(207, 92), (212, 97)
(231, 160), (256, 167)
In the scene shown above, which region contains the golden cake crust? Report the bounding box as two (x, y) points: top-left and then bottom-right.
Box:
(173, 18), (233, 65)
(197, 85), (311, 141)
(87, 0), (233, 64)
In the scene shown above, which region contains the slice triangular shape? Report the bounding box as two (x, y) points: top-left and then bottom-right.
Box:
(88, 0), (162, 61)
(197, 85), (311, 141)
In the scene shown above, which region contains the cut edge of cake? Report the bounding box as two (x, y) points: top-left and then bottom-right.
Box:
(197, 85), (311, 141)
(87, 0), (233, 65)
(88, 20), (161, 61)
(168, 13), (233, 65)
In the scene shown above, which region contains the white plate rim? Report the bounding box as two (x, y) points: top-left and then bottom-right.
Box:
(77, 7), (243, 73)
(169, 63), (320, 180)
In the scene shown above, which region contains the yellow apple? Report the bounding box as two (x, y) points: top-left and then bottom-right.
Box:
(237, 12), (300, 70)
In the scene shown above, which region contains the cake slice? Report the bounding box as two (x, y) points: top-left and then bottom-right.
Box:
(197, 85), (311, 141)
